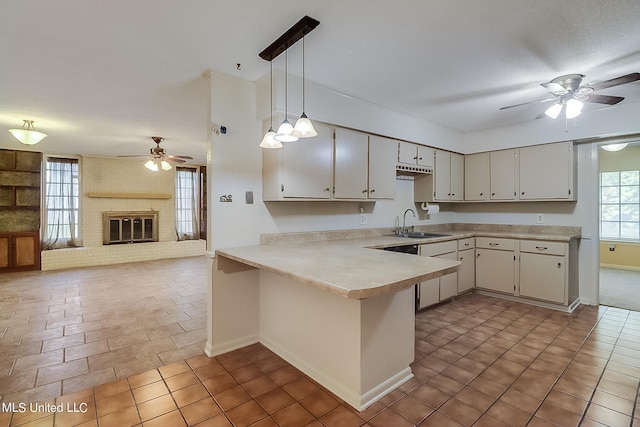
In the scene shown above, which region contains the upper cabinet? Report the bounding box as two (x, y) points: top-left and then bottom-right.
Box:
(263, 123), (333, 200)
(398, 142), (434, 168)
(414, 149), (463, 202)
(464, 152), (490, 201)
(490, 149), (518, 200)
(368, 136), (397, 199)
(519, 142), (575, 200)
(263, 125), (396, 201)
(334, 128), (369, 199)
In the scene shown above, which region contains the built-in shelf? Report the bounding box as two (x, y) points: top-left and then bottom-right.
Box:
(86, 192), (172, 199)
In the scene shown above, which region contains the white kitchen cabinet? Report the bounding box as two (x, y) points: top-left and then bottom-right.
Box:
(368, 135), (397, 199)
(418, 240), (458, 309)
(519, 240), (567, 304)
(457, 238), (475, 293)
(475, 237), (516, 294)
(398, 142), (434, 168)
(414, 150), (464, 202)
(464, 152), (490, 201)
(490, 149), (518, 200)
(263, 122), (333, 200)
(519, 141), (575, 200)
(334, 128), (369, 199)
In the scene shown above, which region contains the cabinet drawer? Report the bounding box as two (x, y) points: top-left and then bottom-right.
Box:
(520, 240), (566, 256)
(419, 240), (457, 257)
(475, 237), (516, 251)
(458, 238), (475, 250)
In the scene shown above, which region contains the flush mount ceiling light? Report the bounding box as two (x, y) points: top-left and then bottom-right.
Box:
(600, 143), (629, 152)
(258, 15), (320, 147)
(8, 119), (47, 145)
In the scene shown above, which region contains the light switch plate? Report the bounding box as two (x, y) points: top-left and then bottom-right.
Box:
(245, 191), (253, 204)
(360, 213), (368, 225)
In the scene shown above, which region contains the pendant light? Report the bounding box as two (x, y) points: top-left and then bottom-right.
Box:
(292, 36), (317, 138)
(9, 119), (47, 145)
(274, 50), (299, 143)
(260, 59), (282, 148)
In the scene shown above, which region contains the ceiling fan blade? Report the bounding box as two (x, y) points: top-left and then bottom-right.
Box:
(164, 156), (187, 163)
(499, 97), (556, 111)
(541, 82), (569, 95)
(117, 155), (151, 158)
(168, 155), (194, 159)
(588, 73), (640, 91)
(583, 94), (625, 105)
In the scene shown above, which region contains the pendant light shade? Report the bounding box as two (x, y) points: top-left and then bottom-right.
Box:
(9, 120), (47, 145)
(260, 60), (283, 148)
(292, 37), (317, 138)
(274, 50), (299, 143)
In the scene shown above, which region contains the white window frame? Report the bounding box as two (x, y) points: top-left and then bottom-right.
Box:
(600, 169), (640, 241)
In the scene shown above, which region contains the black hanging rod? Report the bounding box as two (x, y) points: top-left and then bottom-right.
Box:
(259, 15), (320, 62)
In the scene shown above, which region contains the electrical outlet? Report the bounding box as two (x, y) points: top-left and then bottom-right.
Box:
(245, 191), (253, 204)
(536, 213), (544, 224)
(360, 213), (368, 225)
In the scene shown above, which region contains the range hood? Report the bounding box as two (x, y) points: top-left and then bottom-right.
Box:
(396, 164), (433, 176)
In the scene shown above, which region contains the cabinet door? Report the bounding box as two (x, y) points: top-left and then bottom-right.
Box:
(434, 150), (452, 200)
(475, 248), (515, 294)
(417, 146), (435, 168)
(368, 136), (396, 199)
(14, 235), (38, 268)
(334, 128), (369, 199)
(519, 142), (573, 200)
(438, 251), (458, 300)
(490, 149), (517, 200)
(0, 235), (9, 269)
(458, 248), (475, 293)
(519, 253), (566, 303)
(450, 153), (464, 201)
(419, 279), (439, 309)
(465, 152), (490, 201)
(398, 141), (417, 164)
(282, 123), (333, 198)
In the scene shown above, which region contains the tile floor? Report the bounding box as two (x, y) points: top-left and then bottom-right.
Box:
(2, 258), (640, 426)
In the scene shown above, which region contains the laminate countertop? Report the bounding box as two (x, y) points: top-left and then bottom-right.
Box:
(215, 226), (581, 300)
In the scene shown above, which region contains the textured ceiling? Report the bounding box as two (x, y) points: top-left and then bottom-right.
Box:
(1, 0), (640, 163)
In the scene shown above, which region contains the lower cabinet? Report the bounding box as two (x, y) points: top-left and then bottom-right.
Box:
(475, 237), (516, 294)
(418, 240), (458, 309)
(0, 232), (41, 271)
(519, 240), (568, 304)
(458, 238), (475, 293)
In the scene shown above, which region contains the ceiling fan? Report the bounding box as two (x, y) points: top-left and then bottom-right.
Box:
(118, 136), (193, 171)
(500, 72), (640, 120)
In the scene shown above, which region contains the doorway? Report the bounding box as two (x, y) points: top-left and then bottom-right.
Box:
(597, 141), (640, 311)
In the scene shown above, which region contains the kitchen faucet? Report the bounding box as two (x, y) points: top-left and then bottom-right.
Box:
(402, 208), (416, 234)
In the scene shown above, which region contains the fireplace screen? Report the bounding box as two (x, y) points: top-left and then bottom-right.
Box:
(103, 211), (158, 244)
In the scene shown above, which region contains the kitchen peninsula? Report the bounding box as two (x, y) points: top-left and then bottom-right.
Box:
(206, 233), (461, 411)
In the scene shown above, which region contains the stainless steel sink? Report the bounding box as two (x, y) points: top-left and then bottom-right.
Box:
(392, 232), (451, 239)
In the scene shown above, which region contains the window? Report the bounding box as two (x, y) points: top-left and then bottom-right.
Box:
(600, 170), (640, 240)
(42, 157), (81, 249)
(175, 167), (200, 240)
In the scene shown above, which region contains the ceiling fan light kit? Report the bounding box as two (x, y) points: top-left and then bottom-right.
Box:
(118, 136), (193, 171)
(9, 119), (47, 145)
(259, 15), (320, 148)
(501, 72), (640, 123)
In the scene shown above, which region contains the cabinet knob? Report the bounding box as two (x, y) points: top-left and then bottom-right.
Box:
(521, 191), (525, 195)
(460, 257), (463, 261)
(491, 193), (495, 196)
(362, 189), (367, 193)
(480, 192), (483, 196)
(419, 157), (423, 160)
(476, 253), (480, 257)
(557, 262), (562, 268)
(370, 189), (375, 193)
(324, 187), (330, 192)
